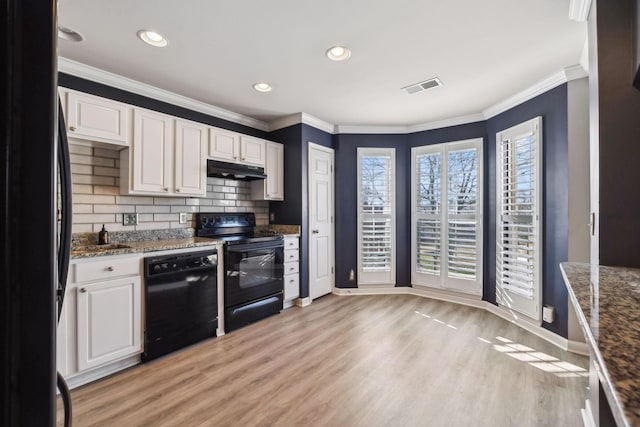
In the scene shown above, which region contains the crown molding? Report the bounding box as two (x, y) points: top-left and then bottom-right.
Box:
(282, 65), (587, 135)
(564, 63), (588, 81)
(407, 113), (486, 134)
(482, 65), (587, 120)
(334, 125), (408, 135)
(268, 113), (304, 132)
(300, 113), (335, 134)
(59, 58), (588, 137)
(568, 0), (592, 22)
(58, 57), (270, 132)
(268, 112), (335, 134)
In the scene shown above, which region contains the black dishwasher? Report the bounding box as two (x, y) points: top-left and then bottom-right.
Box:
(143, 249), (218, 362)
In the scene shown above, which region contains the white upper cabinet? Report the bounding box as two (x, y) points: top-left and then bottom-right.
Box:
(209, 128), (266, 167)
(126, 108), (174, 195)
(240, 135), (266, 166)
(251, 141), (284, 200)
(175, 119), (208, 196)
(62, 89), (131, 147)
(209, 127), (240, 162)
(121, 110), (207, 197)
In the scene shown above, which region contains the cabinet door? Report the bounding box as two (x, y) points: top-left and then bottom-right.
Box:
(209, 127), (239, 162)
(240, 135), (266, 166)
(132, 109), (174, 194)
(265, 142), (284, 199)
(284, 273), (300, 300)
(175, 120), (207, 196)
(65, 91), (130, 146)
(76, 276), (142, 371)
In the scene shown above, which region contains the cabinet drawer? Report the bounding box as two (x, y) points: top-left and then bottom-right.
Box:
(284, 261), (299, 275)
(284, 249), (299, 263)
(284, 237), (299, 249)
(284, 274), (300, 300)
(74, 256), (139, 283)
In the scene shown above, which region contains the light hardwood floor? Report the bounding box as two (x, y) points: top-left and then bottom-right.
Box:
(57, 294), (588, 427)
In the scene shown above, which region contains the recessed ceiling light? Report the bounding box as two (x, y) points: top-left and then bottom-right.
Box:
(58, 26), (84, 42)
(137, 30), (168, 47)
(253, 82), (272, 92)
(326, 46), (351, 61)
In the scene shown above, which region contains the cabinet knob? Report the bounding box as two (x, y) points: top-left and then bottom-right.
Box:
(289, 267), (295, 271)
(164, 187), (169, 192)
(290, 279), (295, 283)
(69, 126), (76, 132)
(106, 266), (114, 271)
(242, 157), (246, 161)
(233, 156), (238, 160)
(289, 255), (295, 259)
(312, 229), (319, 234)
(79, 287), (87, 293)
(175, 188), (180, 192)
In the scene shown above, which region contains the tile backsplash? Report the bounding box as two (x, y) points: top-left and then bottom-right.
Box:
(69, 144), (269, 233)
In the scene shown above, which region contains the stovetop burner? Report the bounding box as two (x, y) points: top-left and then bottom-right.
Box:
(195, 212), (283, 245)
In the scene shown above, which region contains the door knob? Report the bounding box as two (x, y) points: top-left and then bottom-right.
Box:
(312, 229), (319, 234)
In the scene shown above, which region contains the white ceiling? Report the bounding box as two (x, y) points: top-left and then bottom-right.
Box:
(57, 0), (586, 129)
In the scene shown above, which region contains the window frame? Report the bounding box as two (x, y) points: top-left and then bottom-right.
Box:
(495, 117), (543, 321)
(356, 147), (396, 286)
(411, 138), (483, 295)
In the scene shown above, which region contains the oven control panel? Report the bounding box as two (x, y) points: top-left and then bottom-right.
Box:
(196, 213), (256, 229)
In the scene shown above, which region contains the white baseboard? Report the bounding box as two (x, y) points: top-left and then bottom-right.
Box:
(581, 399), (596, 427)
(64, 354), (140, 389)
(295, 297), (312, 307)
(568, 339), (590, 357)
(283, 299), (296, 309)
(483, 303), (569, 351)
(331, 286), (584, 355)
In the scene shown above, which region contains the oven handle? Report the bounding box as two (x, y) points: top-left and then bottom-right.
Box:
(225, 240), (284, 253)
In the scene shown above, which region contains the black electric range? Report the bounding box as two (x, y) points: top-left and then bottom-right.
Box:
(195, 213), (285, 332)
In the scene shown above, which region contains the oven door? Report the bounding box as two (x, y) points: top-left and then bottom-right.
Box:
(224, 240), (284, 308)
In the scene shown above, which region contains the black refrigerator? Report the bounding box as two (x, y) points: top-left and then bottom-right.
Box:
(1, 0), (73, 425)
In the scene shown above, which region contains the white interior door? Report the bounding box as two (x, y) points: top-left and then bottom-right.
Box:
(308, 143), (334, 300)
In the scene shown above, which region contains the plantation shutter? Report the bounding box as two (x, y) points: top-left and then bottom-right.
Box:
(411, 139), (483, 295)
(447, 148), (479, 280)
(357, 148), (395, 285)
(415, 151), (442, 275)
(496, 117), (542, 320)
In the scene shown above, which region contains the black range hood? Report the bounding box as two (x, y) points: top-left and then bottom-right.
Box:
(207, 159), (267, 181)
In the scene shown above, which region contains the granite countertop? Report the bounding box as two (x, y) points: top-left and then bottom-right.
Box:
(560, 262), (640, 427)
(256, 224), (301, 236)
(71, 237), (222, 259)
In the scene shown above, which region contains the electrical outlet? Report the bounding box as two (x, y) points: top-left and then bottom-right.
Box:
(123, 213), (138, 226)
(179, 212), (188, 224)
(542, 306), (555, 323)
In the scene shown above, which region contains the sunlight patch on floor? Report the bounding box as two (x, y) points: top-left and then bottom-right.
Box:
(476, 335), (588, 378)
(414, 310), (457, 330)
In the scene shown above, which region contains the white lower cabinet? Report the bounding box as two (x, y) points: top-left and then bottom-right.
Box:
(58, 254), (142, 387)
(76, 276), (142, 371)
(283, 236), (300, 306)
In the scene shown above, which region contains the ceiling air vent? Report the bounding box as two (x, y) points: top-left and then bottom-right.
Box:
(402, 77), (442, 94)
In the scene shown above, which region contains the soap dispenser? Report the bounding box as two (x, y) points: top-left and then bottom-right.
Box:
(98, 224), (109, 245)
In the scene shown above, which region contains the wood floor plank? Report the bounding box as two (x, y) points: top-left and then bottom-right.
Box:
(57, 294), (588, 426)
